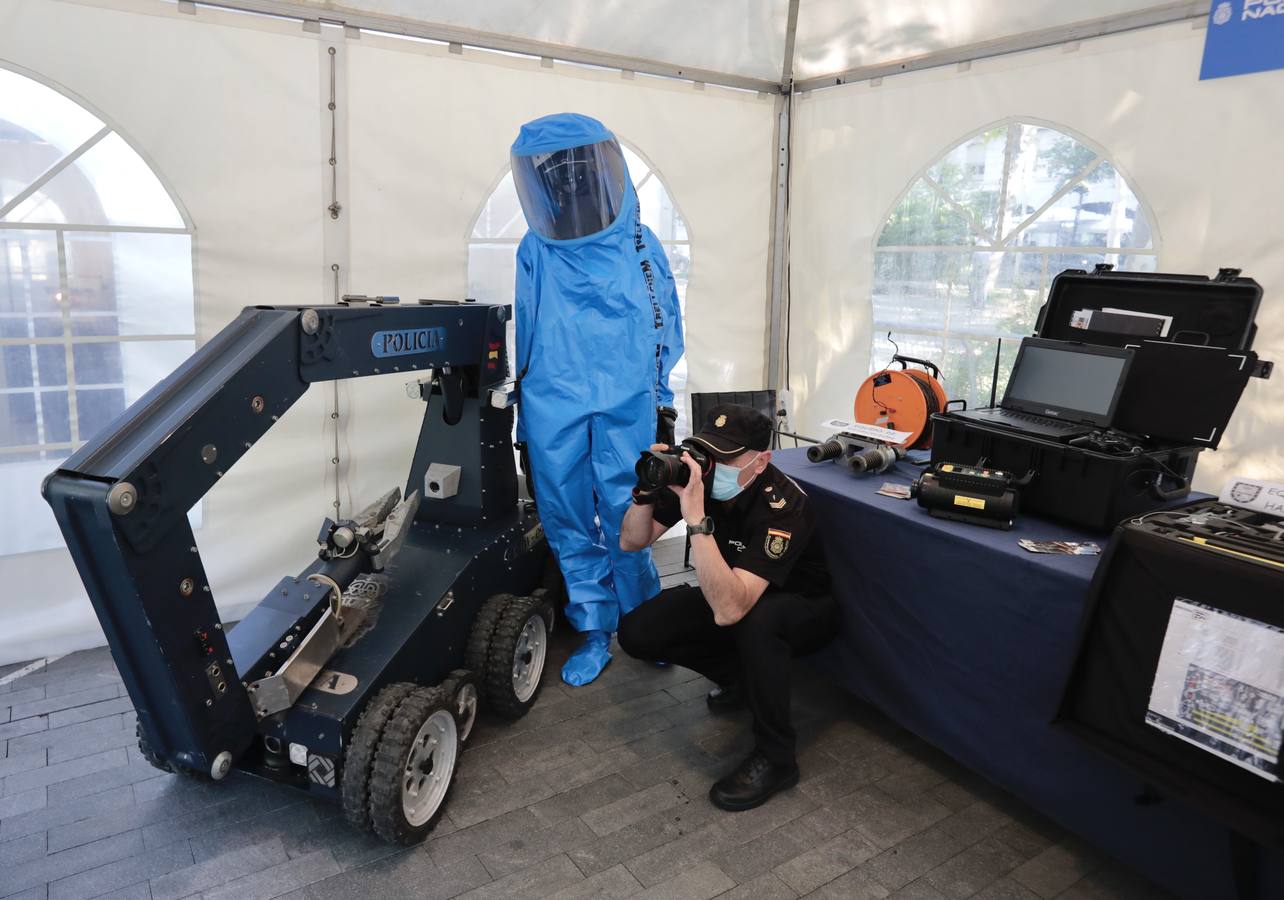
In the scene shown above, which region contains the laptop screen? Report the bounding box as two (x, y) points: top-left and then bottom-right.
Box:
(1003, 341), (1131, 425)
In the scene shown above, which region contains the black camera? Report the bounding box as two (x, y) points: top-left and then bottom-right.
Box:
(635, 440), (714, 492)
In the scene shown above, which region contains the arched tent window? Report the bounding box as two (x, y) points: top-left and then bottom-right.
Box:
(0, 66), (195, 556)
(468, 143), (693, 435)
(872, 119), (1158, 407)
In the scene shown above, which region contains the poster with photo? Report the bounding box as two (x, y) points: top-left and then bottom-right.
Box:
(1146, 598), (1284, 781)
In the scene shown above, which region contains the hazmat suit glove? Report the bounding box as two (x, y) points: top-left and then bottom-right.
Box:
(656, 406), (678, 446)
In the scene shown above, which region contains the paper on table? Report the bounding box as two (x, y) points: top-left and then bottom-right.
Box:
(818, 418), (914, 446)
(1146, 598), (1284, 781)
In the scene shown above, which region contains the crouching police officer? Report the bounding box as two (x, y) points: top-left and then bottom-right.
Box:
(618, 404), (838, 811)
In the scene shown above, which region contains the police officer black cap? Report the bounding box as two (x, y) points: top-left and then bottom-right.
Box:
(686, 404), (773, 459)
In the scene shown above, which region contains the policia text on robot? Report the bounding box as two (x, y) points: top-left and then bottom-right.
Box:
(618, 404), (839, 811)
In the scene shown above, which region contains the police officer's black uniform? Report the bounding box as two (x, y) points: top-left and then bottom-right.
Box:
(618, 405), (838, 810)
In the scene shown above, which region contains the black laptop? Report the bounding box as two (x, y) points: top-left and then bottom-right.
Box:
(954, 338), (1134, 441)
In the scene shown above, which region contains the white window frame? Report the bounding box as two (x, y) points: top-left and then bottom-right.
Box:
(0, 61), (197, 462)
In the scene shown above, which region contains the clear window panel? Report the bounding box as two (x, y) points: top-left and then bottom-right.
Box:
(36, 343), (67, 386)
(872, 250), (974, 331)
(33, 316), (63, 338)
(470, 172), (525, 240)
(662, 242), (691, 305)
(1, 346), (34, 389)
(0, 391), (38, 447)
(1001, 123), (1099, 241)
(621, 146), (650, 186)
(878, 180), (980, 247)
(948, 251), (1044, 338)
(65, 232), (194, 335)
(637, 175), (687, 242)
(925, 126), (1008, 241)
(0, 71), (104, 209)
(39, 389), (70, 443)
(118, 339), (194, 404)
(71, 342), (123, 386)
(9, 132), (183, 228)
(1045, 252), (1109, 282)
(74, 385), (126, 442)
(0, 230), (60, 315)
(937, 336), (1023, 410)
(869, 331), (945, 374)
(467, 243), (518, 306)
(69, 315), (120, 338)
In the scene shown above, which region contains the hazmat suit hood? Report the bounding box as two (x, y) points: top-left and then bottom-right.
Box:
(510, 113), (636, 244)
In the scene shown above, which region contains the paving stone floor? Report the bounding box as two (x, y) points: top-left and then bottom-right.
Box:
(1, 540), (1174, 900)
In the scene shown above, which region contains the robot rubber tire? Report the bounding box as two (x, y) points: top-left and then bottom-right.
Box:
(441, 669), (480, 742)
(136, 721), (175, 775)
(368, 685), (460, 845)
(137, 721), (217, 780)
(465, 593), (554, 720)
(340, 681), (416, 833)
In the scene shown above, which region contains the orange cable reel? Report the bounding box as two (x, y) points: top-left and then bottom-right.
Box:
(853, 352), (951, 450)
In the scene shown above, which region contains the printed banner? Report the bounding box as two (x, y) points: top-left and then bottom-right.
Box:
(1201, 1), (1284, 80)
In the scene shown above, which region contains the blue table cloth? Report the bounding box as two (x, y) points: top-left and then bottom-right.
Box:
(775, 448), (1281, 900)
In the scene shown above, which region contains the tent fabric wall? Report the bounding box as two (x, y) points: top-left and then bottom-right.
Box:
(787, 20), (1284, 492)
(0, 0), (775, 665)
(337, 34), (775, 510)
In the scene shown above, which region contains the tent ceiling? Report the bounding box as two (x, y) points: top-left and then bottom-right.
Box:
(291, 0), (1208, 87)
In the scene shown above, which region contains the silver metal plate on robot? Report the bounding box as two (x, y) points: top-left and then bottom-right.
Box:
(311, 669), (359, 695)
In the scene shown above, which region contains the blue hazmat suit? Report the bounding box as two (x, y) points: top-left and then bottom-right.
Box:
(511, 113), (684, 685)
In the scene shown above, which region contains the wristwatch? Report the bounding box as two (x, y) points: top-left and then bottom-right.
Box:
(686, 516), (715, 537)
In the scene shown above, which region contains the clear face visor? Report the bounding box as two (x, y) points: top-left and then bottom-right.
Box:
(511, 139), (628, 240)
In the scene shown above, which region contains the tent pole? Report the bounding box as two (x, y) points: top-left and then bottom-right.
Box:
(765, 0), (800, 392)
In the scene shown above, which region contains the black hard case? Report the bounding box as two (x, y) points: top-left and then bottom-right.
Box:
(929, 266), (1266, 530)
(1034, 266), (1264, 449)
(930, 414), (1198, 531)
(1055, 499), (1284, 850)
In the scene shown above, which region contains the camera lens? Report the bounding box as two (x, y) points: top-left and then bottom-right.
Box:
(635, 451), (689, 492)
(807, 439), (844, 463)
(848, 445), (896, 474)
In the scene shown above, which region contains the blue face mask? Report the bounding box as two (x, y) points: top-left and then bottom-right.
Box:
(710, 453), (760, 502)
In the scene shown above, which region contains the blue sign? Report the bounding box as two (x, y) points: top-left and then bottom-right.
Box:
(1201, 1), (1284, 80)
(370, 327), (446, 358)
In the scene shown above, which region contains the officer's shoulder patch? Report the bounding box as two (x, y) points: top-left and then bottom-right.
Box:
(768, 497), (787, 510)
(764, 528), (791, 560)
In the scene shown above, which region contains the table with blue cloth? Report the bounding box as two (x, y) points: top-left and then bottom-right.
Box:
(773, 448), (1282, 900)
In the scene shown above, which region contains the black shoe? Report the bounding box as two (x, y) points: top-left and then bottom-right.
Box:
(709, 751), (800, 812)
(706, 682), (744, 712)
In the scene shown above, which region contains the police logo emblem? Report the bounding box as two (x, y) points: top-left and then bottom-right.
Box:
(765, 528), (791, 559)
(1230, 482), (1261, 504)
(715, 414), (727, 427)
(1213, 2), (1232, 25)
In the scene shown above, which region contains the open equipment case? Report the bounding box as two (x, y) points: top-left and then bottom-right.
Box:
(929, 266), (1272, 531)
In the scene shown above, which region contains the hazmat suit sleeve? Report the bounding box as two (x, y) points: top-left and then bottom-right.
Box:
(513, 234), (537, 445)
(643, 225), (685, 408)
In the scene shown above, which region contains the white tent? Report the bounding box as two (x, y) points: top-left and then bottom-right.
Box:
(1, 0), (1280, 664)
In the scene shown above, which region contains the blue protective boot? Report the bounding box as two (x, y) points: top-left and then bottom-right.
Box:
(562, 630), (612, 686)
